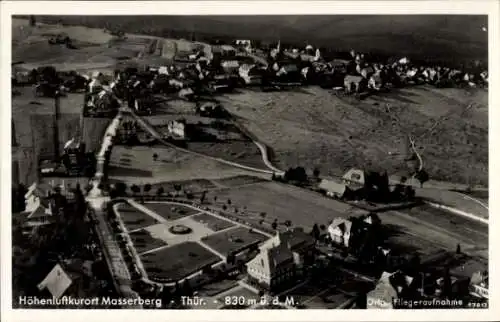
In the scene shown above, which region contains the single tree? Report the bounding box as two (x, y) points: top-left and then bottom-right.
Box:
(271, 219), (278, 230)
(131, 184), (140, 195)
(415, 169), (430, 188)
(200, 191), (207, 204)
(143, 183), (152, 194)
(222, 204), (227, 211)
(213, 195), (218, 202)
(227, 199), (232, 205)
(182, 279), (193, 296)
(311, 223), (321, 241)
(313, 167), (320, 179)
(173, 184), (182, 193)
(284, 220), (292, 228)
(156, 186), (165, 196)
(29, 15), (36, 27)
(115, 182), (127, 196)
(456, 243), (461, 254)
(260, 212), (267, 218)
(153, 153), (159, 161)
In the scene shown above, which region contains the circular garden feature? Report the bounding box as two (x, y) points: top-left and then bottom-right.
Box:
(169, 224), (193, 235)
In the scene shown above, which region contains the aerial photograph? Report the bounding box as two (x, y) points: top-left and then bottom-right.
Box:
(11, 14), (488, 310)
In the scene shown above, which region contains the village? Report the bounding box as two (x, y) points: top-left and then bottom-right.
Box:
(11, 15), (488, 310)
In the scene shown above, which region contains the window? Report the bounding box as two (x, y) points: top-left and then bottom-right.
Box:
(351, 173), (361, 181)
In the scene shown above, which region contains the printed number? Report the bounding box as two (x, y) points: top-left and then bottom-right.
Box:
(225, 296), (245, 306)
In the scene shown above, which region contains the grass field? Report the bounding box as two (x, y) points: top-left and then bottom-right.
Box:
(143, 203), (199, 221)
(140, 241), (220, 282)
(187, 141), (265, 169)
(208, 181), (365, 230)
(221, 85), (488, 186)
(212, 175), (266, 188)
(201, 226), (268, 256)
(129, 229), (168, 254)
(115, 203), (160, 231)
(108, 145), (268, 184)
(191, 213), (236, 232)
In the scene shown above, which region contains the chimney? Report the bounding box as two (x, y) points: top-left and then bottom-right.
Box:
(53, 93), (61, 161)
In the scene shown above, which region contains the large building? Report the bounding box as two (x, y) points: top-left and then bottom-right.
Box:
(246, 228), (315, 291)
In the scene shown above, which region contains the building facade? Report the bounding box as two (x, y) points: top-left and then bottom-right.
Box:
(246, 228), (315, 291)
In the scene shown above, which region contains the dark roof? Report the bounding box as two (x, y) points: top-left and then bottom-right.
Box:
(282, 228), (315, 251)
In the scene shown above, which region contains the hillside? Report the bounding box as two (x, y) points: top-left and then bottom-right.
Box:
(23, 15), (488, 64)
(221, 85), (488, 187)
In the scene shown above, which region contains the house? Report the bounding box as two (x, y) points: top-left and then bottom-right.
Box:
(167, 119), (187, 139)
(342, 168), (365, 188)
(450, 259), (488, 299)
(212, 45), (237, 58)
(367, 271), (415, 309)
(37, 264), (73, 300)
(239, 64), (264, 85)
(221, 60), (240, 74)
(22, 182), (63, 228)
(318, 179), (349, 199)
(246, 228), (315, 291)
(344, 75), (366, 93)
(327, 218), (352, 248)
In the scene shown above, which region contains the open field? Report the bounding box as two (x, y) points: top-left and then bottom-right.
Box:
(115, 203), (160, 231)
(191, 213), (236, 232)
(140, 241), (220, 282)
(208, 181), (367, 230)
(143, 203), (199, 221)
(206, 181), (487, 257)
(201, 226), (268, 256)
(108, 145), (269, 184)
(129, 229), (168, 254)
(13, 18), (158, 72)
(212, 175), (266, 188)
(221, 85), (488, 186)
(187, 141), (266, 169)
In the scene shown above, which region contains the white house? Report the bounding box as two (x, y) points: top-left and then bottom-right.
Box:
(167, 119), (187, 139)
(327, 218), (352, 247)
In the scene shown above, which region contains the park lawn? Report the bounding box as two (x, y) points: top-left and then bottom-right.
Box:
(191, 213), (236, 232)
(140, 241), (220, 282)
(201, 226), (268, 257)
(143, 202), (199, 221)
(129, 229), (168, 254)
(115, 203), (159, 231)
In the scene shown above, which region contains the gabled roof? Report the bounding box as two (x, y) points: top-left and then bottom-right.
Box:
(328, 217), (353, 234)
(367, 271), (414, 308)
(37, 264), (73, 299)
(319, 179), (347, 196)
